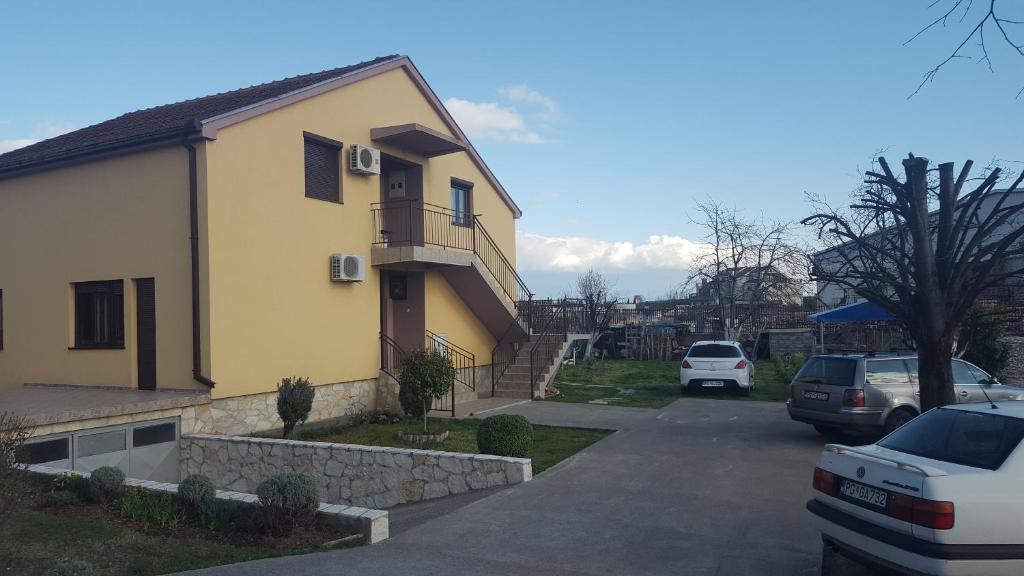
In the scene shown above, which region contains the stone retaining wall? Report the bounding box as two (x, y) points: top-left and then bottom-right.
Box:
(181, 434), (532, 509)
(209, 378), (377, 436)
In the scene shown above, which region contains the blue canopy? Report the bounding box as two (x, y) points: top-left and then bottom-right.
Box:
(809, 300), (896, 324)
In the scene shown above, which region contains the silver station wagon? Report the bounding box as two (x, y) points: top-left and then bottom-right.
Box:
(787, 353), (1024, 436)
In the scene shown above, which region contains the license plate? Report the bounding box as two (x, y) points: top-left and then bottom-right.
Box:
(840, 479), (888, 509)
(803, 390), (829, 401)
(702, 380), (725, 388)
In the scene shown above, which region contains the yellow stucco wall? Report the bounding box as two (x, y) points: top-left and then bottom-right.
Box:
(0, 148), (200, 391)
(424, 271), (497, 364)
(203, 67), (515, 398)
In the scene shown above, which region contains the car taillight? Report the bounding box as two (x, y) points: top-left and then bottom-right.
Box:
(812, 467), (835, 494)
(681, 359), (692, 369)
(887, 493), (955, 530)
(842, 389), (866, 408)
(734, 359), (748, 369)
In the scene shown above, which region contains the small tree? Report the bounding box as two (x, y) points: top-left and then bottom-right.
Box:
(575, 268), (617, 345)
(0, 411), (30, 528)
(398, 350), (456, 433)
(276, 377), (315, 438)
(956, 305), (1011, 379)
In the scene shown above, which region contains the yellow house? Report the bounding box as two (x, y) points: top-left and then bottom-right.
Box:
(0, 55), (562, 470)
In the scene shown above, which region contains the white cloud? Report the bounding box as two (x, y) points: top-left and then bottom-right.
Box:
(0, 120), (78, 154)
(517, 230), (708, 272)
(0, 139), (36, 154)
(498, 84), (561, 124)
(444, 97), (544, 143)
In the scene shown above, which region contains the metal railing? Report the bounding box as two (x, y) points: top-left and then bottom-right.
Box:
(529, 299), (570, 392)
(370, 200), (533, 312)
(491, 312), (529, 396)
(380, 333), (405, 381)
(425, 330), (476, 416)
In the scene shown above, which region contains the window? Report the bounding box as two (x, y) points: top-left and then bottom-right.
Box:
(74, 280), (124, 348)
(303, 132), (341, 203)
(687, 343), (742, 358)
(865, 359), (910, 385)
(794, 357), (857, 387)
(77, 429), (126, 458)
(879, 408), (1024, 470)
(450, 180), (472, 227)
(20, 437), (69, 465)
(953, 359), (986, 384)
(133, 422), (176, 448)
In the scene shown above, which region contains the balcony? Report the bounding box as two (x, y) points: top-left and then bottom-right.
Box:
(370, 200), (532, 339)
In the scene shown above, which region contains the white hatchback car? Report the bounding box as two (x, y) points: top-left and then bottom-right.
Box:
(680, 340), (754, 396)
(810, 402), (1024, 575)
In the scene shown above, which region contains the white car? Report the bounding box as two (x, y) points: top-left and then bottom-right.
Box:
(809, 402), (1024, 575)
(680, 340), (754, 396)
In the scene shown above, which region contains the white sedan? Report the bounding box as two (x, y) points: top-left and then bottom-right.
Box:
(809, 402), (1024, 575)
(680, 340), (754, 396)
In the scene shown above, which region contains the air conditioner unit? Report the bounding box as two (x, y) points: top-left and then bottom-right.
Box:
(330, 254), (365, 282)
(349, 144), (381, 175)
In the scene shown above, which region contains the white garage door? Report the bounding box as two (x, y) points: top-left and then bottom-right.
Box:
(21, 417), (180, 483)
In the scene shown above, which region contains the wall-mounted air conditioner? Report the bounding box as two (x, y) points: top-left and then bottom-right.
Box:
(349, 144), (381, 175)
(330, 254), (365, 282)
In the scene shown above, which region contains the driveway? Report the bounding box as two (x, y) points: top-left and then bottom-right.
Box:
(177, 398), (831, 576)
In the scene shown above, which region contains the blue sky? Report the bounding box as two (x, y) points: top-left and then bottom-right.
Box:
(1, 1), (1021, 298)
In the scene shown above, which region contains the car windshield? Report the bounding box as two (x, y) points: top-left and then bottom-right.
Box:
(688, 344), (741, 358)
(878, 408), (1024, 471)
(793, 357), (857, 386)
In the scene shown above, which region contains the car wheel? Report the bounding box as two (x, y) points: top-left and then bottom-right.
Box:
(738, 386), (751, 397)
(883, 409), (915, 435)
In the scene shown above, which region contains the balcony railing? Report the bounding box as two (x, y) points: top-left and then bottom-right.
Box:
(371, 200), (533, 308)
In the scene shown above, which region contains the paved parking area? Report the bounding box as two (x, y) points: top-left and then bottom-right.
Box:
(178, 398), (835, 576)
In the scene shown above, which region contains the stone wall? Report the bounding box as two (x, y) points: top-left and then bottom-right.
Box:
(1001, 336), (1024, 386)
(767, 329), (815, 359)
(181, 434), (532, 509)
(209, 378), (378, 436)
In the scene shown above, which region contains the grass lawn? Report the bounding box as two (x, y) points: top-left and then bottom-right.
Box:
(549, 359), (791, 407)
(292, 418), (611, 474)
(0, 477), (336, 576)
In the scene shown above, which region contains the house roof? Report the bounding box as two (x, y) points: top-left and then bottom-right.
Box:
(0, 55), (522, 217)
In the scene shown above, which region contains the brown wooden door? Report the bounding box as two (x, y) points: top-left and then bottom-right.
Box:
(136, 278), (156, 390)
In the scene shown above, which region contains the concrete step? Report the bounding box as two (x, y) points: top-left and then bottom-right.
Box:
(494, 389), (532, 399)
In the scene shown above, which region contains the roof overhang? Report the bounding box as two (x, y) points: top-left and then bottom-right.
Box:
(370, 123), (466, 157)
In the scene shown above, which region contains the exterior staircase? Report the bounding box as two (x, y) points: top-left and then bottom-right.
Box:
(493, 332), (569, 399)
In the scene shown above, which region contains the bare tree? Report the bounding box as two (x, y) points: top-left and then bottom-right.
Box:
(804, 154), (1024, 411)
(687, 199), (807, 340)
(0, 412), (30, 527)
(575, 268), (617, 343)
(907, 0), (1024, 97)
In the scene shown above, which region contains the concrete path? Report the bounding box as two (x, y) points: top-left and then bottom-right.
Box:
(176, 398), (831, 576)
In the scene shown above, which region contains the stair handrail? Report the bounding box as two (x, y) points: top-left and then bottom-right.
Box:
(490, 310), (530, 396)
(425, 330), (476, 392)
(528, 299), (570, 395)
(380, 332), (406, 381)
(473, 217), (533, 307)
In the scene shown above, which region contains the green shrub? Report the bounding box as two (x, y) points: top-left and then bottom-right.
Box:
(399, 350), (456, 433)
(46, 559), (98, 576)
(277, 377), (316, 438)
(118, 487), (183, 528)
(959, 305), (1011, 379)
(42, 490), (81, 508)
(774, 352), (807, 384)
(255, 473), (319, 535)
(89, 466), (125, 503)
(52, 473), (91, 502)
(198, 498), (260, 533)
(476, 415), (534, 458)
(178, 474), (215, 514)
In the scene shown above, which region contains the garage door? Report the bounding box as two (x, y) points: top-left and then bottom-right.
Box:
(20, 417), (180, 483)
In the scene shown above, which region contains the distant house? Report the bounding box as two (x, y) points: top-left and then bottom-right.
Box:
(690, 266), (802, 306)
(812, 189), (1024, 308)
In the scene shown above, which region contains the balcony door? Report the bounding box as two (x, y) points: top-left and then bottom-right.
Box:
(379, 155), (423, 246)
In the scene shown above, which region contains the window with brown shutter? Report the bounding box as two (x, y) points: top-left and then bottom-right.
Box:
(73, 280), (124, 349)
(304, 132), (342, 203)
(0, 288), (4, 350)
